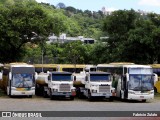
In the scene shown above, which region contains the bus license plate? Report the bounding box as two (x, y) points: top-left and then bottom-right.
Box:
(140, 96), (144, 98)
(22, 92), (25, 94)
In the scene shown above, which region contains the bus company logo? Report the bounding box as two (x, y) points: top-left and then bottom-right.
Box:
(2, 112), (11, 117)
(1, 112), (42, 117)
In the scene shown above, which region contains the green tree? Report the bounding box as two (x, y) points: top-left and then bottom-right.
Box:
(148, 13), (160, 63)
(124, 18), (156, 63)
(0, 0), (67, 63)
(103, 9), (152, 63)
(89, 42), (108, 64)
(62, 41), (87, 64)
(103, 9), (160, 64)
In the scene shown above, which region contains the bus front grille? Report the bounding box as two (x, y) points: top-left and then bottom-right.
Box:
(99, 85), (110, 93)
(59, 84), (71, 92)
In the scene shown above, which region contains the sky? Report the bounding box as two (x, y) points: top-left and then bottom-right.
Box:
(36, 0), (160, 13)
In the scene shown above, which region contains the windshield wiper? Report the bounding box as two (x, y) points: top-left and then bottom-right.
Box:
(133, 86), (141, 91)
(17, 78), (31, 88)
(141, 86), (152, 91)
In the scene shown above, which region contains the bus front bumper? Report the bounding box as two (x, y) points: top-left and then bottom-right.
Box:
(128, 94), (154, 100)
(91, 93), (112, 98)
(11, 90), (35, 96)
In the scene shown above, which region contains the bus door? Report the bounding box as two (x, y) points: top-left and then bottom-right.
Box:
(121, 75), (128, 99)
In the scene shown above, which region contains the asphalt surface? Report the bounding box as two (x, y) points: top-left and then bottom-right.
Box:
(0, 96), (160, 120)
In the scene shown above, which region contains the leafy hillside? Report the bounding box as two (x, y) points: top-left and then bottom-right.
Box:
(1, 0), (160, 64)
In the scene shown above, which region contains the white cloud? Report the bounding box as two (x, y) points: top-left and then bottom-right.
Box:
(138, 0), (160, 6)
(35, 0), (48, 3)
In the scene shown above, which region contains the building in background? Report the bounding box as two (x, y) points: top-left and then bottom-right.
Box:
(47, 33), (95, 44)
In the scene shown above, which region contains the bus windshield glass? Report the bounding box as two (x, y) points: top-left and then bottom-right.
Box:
(52, 74), (71, 81)
(90, 74), (110, 82)
(129, 68), (152, 74)
(12, 74), (34, 88)
(128, 74), (153, 91)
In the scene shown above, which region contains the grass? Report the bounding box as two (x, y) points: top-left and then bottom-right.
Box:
(0, 89), (6, 97)
(154, 92), (160, 100)
(155, 92), (160, 97)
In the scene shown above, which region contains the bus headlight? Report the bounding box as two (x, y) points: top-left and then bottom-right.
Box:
(53, 89), (58, 92)
(92, 89), (97, 93)
(150, 91), (154, 94)
(91, 85), (98, 87)
(11, 87), (16, 90)
(52, 83), (58, 86)
(31, 87), (35, 90)
(128, 91), (135, 94)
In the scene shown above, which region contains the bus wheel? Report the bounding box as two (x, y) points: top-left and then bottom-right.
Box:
(109, 97), (113, 102)
(9, 95), (13, 98)
(88, 91), (93, 101)
(142, 99), (146, 102)
(50, 95), (54, 100)
(154, 87), (157, 93)
(43, 91), (48, 98)
(120, 91), (122, 100)
(78, 92), (84, 99)
(70, 96), (74, 100)
(28, 95), (32, 98)
(50, 90), (53, 100)
(120, 91), (124, 101)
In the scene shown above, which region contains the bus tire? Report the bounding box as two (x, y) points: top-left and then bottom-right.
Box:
(50, 89), (54, 100)
(28, 95), (32, 98)
(43, 91), (48, 98)
(9, 95), (13, 98)
(78, 92), (84, 99)
(109, 97), (113, 102)
(142, 99), (146, 102)
(88, 91), (93, 101)
(120, 91), (122, 100)
(120, 91), (123, 101)
(50, 95), (54, 100)
(70, 96), (74, 100)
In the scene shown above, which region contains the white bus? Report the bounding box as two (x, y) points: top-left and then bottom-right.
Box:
(0, 63), (37, 97)
(97, 63), (156, 102)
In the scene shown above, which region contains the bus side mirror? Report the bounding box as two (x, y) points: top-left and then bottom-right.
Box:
(35, 72), (38, 80)
(126, 73), (129, 82)
(9, 72), (12, 80)
(48, 76), (50, 81)
(48, 74), (51, 81)
(0, 72), (2, 80)
(153, 73), (158, 85)
(85, 76), (88, 81)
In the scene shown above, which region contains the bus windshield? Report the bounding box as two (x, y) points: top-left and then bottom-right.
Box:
(128, 74), (153, 91)
(12, 74), (34, 88)
(52, 74), (71, 81)
(90, 74), (110, 82)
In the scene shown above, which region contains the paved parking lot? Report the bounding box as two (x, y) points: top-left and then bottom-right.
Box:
(0, 96), (160, 120)
(0, 96), (160, 111)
